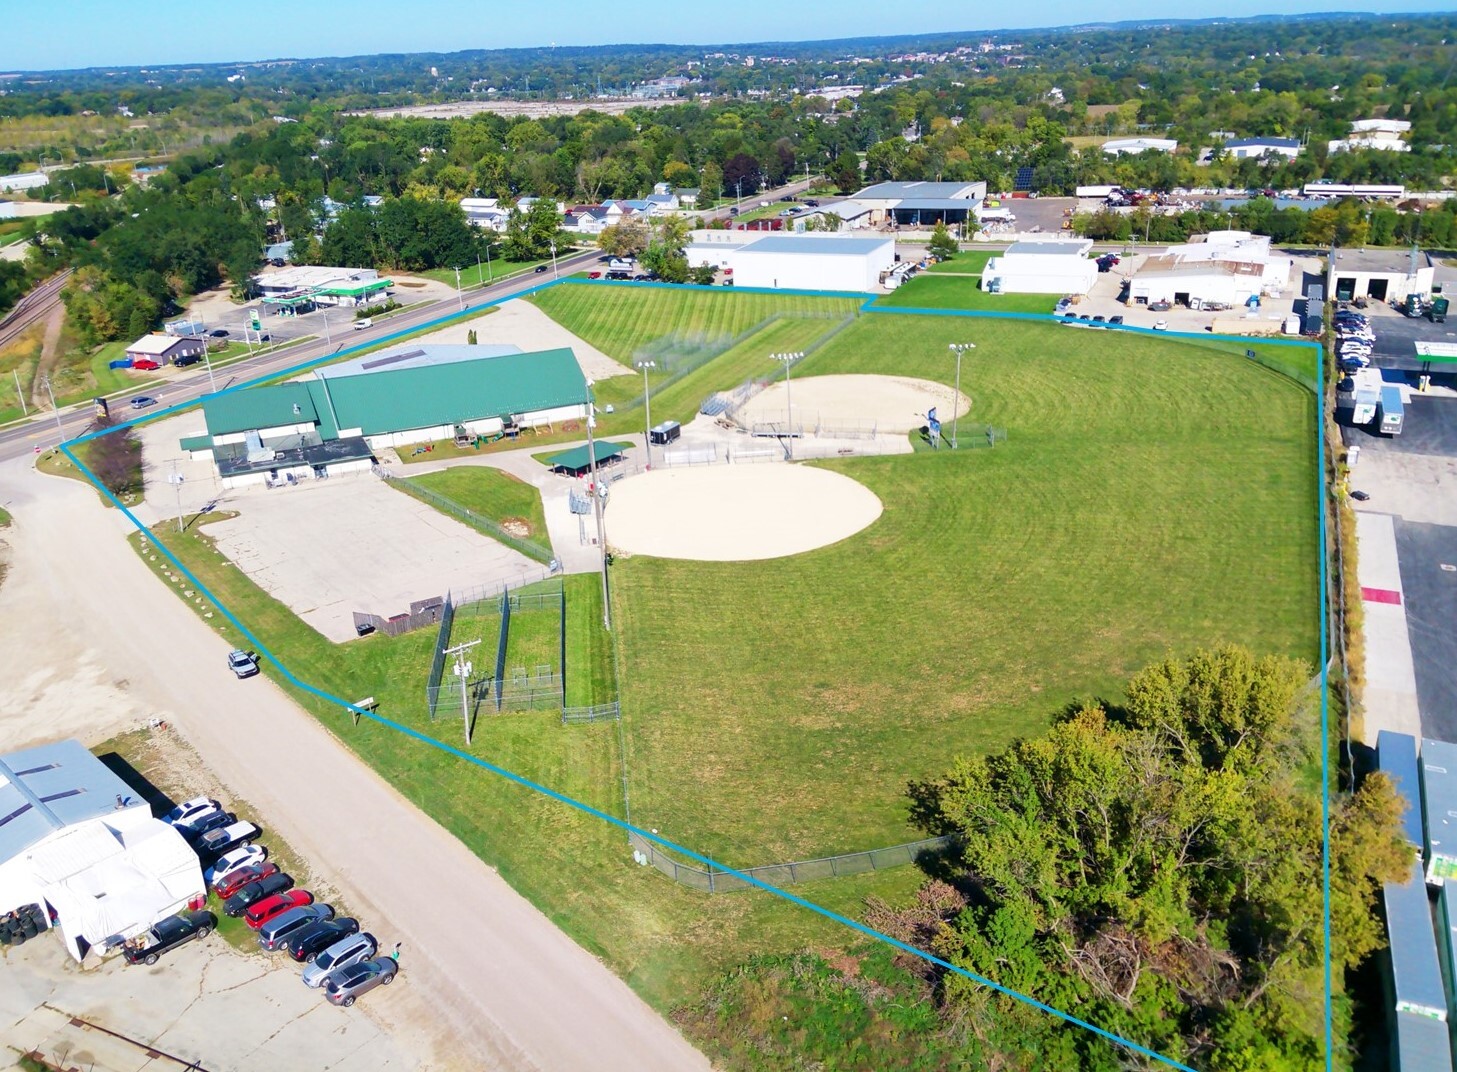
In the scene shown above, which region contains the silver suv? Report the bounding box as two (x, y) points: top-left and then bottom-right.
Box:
(302, 932), (377, 988)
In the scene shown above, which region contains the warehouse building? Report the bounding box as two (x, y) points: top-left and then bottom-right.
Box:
(0, 739), (203, 962)
(184, 345), (590, 488)
(814, 180), (988, 229)
(981, 239), (1098, 295)
(1328, 248), (1436, 305)
(1129, 231), (1292, 309)
(0, 171), (50, 193)
(1102, 138), (1178, 156)
(686, 231), (895, 292)
(1222, 137), (1302, 160)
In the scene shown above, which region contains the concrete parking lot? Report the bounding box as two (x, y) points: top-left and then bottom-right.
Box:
(1, 930), (419, 1072)
(204, 476), (544, 641)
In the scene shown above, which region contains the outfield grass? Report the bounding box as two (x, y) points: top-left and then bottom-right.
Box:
(122, 510), (921, 1013)
(873, 274), (1060, 314)
(403, 466), (552, 558)
(609, 311), (1320, 864)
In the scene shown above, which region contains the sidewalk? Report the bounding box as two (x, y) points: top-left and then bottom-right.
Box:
(1354, 509), (1423, 743)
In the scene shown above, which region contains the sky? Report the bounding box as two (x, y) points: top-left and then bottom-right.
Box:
(3, 0), (1449, 72)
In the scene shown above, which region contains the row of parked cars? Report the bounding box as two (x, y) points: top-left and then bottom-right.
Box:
(1336, 310), (1377, 371)
(129, 795), (397, 1007)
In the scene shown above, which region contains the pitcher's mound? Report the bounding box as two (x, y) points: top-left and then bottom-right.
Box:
(607, 465), (882, 561)
(735, 374), (968, 434)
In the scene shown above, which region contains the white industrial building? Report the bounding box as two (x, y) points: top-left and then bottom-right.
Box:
(815, 181), (988, 230)
(0, 171), (50, 193)
(1223, 137), (1302, 160)
(1129, 231), (1292, 309)
(687, 231), (895, 292)
(1328, 248), (1436, 305)
(981, 240), (1098, 296)
(0, 739), (204, 961)
(1103, 138), (1178, 156)
(1329, 118), (1411, 154)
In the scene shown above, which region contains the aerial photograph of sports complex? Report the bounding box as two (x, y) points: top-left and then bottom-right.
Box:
(0, 5), (1455, 1071)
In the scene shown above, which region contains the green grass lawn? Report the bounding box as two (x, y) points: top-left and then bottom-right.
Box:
(924, 249), (997, 275)
(124, 510), (922, 1015)
(609, 312), (1320, 865)
(873, 274), (1060, 314)
(402, 466), (552, 558)
(422, 256), (553, 289)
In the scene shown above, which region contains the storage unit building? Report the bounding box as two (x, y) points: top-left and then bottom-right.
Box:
(1386, 858), (1447, 1020)
(724, 235), (896, 292)
(1423, 738), (1457, 885)
(981, 240), (1098, 295)
(124, 333), (207, 366)
(1381, 730), (1426, 851)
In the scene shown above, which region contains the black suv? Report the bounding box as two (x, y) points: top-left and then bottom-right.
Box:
(287, 917), (360, 963)
(123, 911), (217, 965)
(223, 872), (294, 917)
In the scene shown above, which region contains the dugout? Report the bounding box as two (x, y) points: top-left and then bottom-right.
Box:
(649, 421), (682, 446)
(545, 441), (627, 477)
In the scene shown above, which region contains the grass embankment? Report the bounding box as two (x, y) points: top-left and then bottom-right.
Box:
(872, 273), (1060, 314)
(603, 311), (1320, 865)
(124, 510), (918, 1010)
(923, 250), (997, 275)
(37, 433), (143, 509)
(402, 466), (552, 558)
(422, 257), (552, 289)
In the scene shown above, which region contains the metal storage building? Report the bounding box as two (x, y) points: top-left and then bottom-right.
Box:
(1425, 738), (1457, 885)
(981, 240), (1098, 296)
(1380, 730), (1426, 850)
(1394, 1010), (1454, 1072)
(1385, 858), (1446, 1020)
(722, 235), (896, 293)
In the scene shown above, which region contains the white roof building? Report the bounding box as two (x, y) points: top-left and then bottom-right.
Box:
(982, 239), (1098, 296)
(1223, 137), (1302, 160)
(1329, 118), (1411, 154)
(1103, 138), (1178, 156)
(0, 739), (203, 961)
(0, 171), (50, 193)
(687, 231), (895, 292)
(1130, 230), (1292, 308)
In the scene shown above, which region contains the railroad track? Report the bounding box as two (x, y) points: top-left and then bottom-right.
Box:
(0, 269), (71, 351)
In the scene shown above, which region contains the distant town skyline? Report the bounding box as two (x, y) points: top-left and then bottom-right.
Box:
(3, 0), (1450, 73)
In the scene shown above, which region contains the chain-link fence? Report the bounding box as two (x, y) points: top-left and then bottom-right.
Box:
(627, 832), (960, 893)
(376, 469), (553, 564)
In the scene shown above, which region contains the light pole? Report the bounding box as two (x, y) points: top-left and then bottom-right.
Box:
(771, 351), (803, 458)
(584, 380), (612, 630)
(485, 240), (493, 283)
(550, 241), (559, 279)
(636, 360), (657, 467)
(12, 370), (27, 417)
(201, 344), (218, 394)
(948, 343), (975, 449)
(39, 376), (62, 436)
(453, 266), (464, 311)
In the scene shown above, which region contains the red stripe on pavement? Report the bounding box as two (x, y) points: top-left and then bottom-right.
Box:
(1362, 587), (1402, 605)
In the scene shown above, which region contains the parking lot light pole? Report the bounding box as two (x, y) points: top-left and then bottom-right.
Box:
(948, 343), (975, 449)
(771, 352), (804, 459)
(636, 360), (657, 467)
(453, 267), (464, 311)
(550, 241), (559, 279)
(584, 380), (612, 631)
(201, 346), (218, 394)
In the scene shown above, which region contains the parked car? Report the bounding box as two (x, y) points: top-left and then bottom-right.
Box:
(804, 199), (820, 207)
(287, 917), (359, 963)
(213, 860), (278, 898)
(1091, 315), (1107, 324)
(586, 271), (602, 279)
(223, 872), (294, 916)
(1152, 320), (1169, 331)
(1148, 300), (1172, 312)
(131, 359), (161, 371)
(172, 354), (202, 367)
(210, 329), (229, 338)
(1339, 356), (1371, 371)
(1109, 315), (1125, 325)
(163, 796), (221, 829)
(302, 932), (377, 988)
(197, 819), (258, 860)
(129, 396), (158, 410)
(180, 809), (236, 843)
(259, 904), (334, 952)
(246, 889), (314, 929)
(123, 911), (217, 966)
(323, 956), (399, 1006)
(207, 844), (266, 885)
(228, 650), (259, 679)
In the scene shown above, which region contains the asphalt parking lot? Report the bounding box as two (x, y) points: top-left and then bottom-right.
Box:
(1345, 394), (1457, 454)
(1364, 307), (1457, 373)
(1394, 519), (1457, 741)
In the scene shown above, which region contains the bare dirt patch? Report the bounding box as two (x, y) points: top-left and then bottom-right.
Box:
(500, 516), (532, 538)
(735, 374), (970, 435)
(606, 465), (882, 562)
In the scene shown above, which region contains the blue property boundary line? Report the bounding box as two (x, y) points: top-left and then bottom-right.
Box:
(58, 277), (1333, 1072)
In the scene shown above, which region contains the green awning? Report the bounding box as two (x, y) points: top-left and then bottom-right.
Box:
(179, 434), (213, 452)
(545, 442), (628, 472)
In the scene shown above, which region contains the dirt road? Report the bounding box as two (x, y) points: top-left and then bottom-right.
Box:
(0, 456), (711, 1072)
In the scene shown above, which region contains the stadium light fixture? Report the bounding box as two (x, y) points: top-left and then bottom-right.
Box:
(948, 343), (976, 449)
(771, 352), (804, 458)
(584, 378), (611, 630)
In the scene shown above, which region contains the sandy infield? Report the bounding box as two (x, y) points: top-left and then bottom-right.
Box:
(737, 374), (969, 434)
(606, 465), (882, 561)
(412, 298), (632, 382)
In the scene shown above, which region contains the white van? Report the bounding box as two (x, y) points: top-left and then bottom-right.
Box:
(353, 317), (372, 331)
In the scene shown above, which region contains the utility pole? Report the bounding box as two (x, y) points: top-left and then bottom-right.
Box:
(446, 639), (481, 745)
(453, 266), (464, 311)
(201, 344), (218, 394)
(168, 464), (185, 533)
(771, 352), (803, 458)
(948, 343), (975, 449)
(13, 370), (27, 417)
(584, 381), (612, 630)
(636, 360), (656, 467)
(550, 241), (559, 279)
(39, 376), (62, 436)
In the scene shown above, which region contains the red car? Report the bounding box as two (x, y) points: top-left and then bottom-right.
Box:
(213, 861), (279, 899)
(245, 889), (313, 929)
(131, 358), (161, 371)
